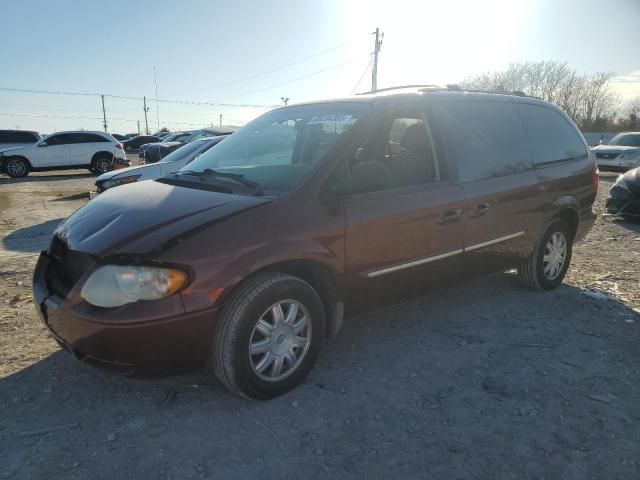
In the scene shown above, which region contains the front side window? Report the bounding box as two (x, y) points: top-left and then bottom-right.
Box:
(183, 103), (368, 195)
(607, 133), (640, 147)
(516, 103), (587, 165)
(432, 99), (532, 182)
(346, 107), (441, 194)
(45, 133), (74, 146)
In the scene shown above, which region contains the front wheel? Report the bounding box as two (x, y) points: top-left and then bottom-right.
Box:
(213, 273), (326, 400)
(5, 157), (29, 178)
(517, 219), (573, 291)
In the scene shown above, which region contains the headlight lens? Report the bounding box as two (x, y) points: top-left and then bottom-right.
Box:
(80, 265), (188, 308)
(102, 175), (141, 190)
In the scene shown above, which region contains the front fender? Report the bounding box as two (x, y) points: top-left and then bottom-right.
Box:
(179, 238), (344, 313)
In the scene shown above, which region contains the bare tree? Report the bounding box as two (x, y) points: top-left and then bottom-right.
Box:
(462, 61), (620, 130)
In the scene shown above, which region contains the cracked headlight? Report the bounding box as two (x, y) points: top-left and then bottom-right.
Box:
(81, 265), (188, 308)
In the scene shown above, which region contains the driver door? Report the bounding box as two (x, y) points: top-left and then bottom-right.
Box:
(33, 134), (71, 168)
(344, 101), (466, 311)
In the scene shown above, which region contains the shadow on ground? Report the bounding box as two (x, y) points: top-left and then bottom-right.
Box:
(0, 173), (95, 184)
(1, 274), (639, 479)
(3, 218), (63, 252)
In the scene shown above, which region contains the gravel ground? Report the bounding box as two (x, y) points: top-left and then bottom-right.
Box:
(0, 170), (639, 480)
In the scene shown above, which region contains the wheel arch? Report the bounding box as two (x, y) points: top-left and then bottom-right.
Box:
(91, 151), (115, 165)
(4, 155), (32, 169)
(550, 199), (579, 240)
(217, 259), (343, 337)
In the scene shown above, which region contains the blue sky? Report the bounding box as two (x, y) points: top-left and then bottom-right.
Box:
(1, 0), (639, 133)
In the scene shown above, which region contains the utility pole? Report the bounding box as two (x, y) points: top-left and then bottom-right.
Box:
(137, 121), (141, 135)
(219, 114), (223, 127)
(153, 66), (160, 132)
(281, 96), (289, 106)
(143, 96), (150, 135)
(371, 27), (383, 92)
(101, 94), (108, 132)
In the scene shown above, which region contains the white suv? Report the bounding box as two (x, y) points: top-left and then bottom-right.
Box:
(0, 131), (126, 178)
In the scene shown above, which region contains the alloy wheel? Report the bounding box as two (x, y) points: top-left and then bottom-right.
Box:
(248, 300), (312, 382)
(6, 159), (26, 177)
(95, 157), (112, 174)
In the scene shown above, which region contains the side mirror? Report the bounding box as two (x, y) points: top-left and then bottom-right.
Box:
(350, 161), (390, 194)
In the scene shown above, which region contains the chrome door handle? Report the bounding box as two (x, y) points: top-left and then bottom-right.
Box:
(438, 208), (463, 224)
(469, 203), (490, 218)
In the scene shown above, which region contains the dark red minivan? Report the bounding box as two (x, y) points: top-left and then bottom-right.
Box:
(33, 86), (597, 399)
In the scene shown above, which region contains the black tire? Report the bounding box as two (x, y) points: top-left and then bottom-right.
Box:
(91, 154), (113, 175)
(5, 157), (29, 178)
(213, 272), (326, 400)
(517, 219), (573, 291)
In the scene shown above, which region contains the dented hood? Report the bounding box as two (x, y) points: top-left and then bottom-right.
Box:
(54, 180), (269, 256)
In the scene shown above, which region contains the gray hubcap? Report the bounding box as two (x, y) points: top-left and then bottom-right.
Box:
(249, 300), (312, 382)
(6, 159), (26, 177)
(543, 231), (567, 280)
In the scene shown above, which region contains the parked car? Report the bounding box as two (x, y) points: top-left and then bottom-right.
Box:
(33, 87), (597, 399)
(1, 130), (125, 177)
(111, 133), (127, 141)
(95, 136), (227, 192)
(0, 129), (41, 149)
(139, 132), (192, 160)
(605, 166), (640, 219)
(183, 127), (235, 143)
(121, 135), (161, 153)
(0, 130), (42, 172)
(591, 132), (640, 172)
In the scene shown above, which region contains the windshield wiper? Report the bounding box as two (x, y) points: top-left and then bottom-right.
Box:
(175, 168), (263, 195)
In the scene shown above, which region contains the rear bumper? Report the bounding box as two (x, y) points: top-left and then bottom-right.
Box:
(33, 252), (217, 376)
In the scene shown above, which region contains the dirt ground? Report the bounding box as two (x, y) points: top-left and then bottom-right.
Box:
(0, 170), (639, 480)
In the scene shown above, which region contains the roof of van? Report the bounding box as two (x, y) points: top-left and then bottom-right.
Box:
(288, 85), (549, 107)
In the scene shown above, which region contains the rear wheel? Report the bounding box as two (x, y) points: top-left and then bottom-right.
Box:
(92, 154), (113, 175)
(517, 219), (572, 290)
(213, 272), (325, 400)
(5, 157), (29, 178)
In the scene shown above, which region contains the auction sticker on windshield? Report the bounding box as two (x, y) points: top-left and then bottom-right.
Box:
(307, 114), (353, 124)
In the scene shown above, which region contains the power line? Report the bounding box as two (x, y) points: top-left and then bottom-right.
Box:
(0, 112), (246, 128)
(0, 87), (276, 108)
(165, 38), (368, 98)
(211, 56), (367, 103)
(352, 56), (374, 94)
(0, 87), (96, 97)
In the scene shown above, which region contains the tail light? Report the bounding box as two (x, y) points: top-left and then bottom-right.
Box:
(592, 166), (599, 194)
(115, 143), (123, 150)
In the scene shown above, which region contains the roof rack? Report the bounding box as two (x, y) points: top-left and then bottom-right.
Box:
(355, 84), (444, 95)
(435, 84), (528, 97)
(357, 84), (529, 97)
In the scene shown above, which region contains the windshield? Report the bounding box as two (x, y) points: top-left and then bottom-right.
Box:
(607, 133), (640, 147)
(183, 103), (368, 194)
(159, 140), (211, 163)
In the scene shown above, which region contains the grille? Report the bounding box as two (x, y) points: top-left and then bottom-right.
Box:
(47, 236), (95, 298)
(596, 152), (618, 160)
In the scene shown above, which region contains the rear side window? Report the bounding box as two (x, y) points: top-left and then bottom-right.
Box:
(0, 131), (38, 143)
(78, 133), (110, 143)
(516, 103), (587, 165)
(431, 99), (532, 182)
